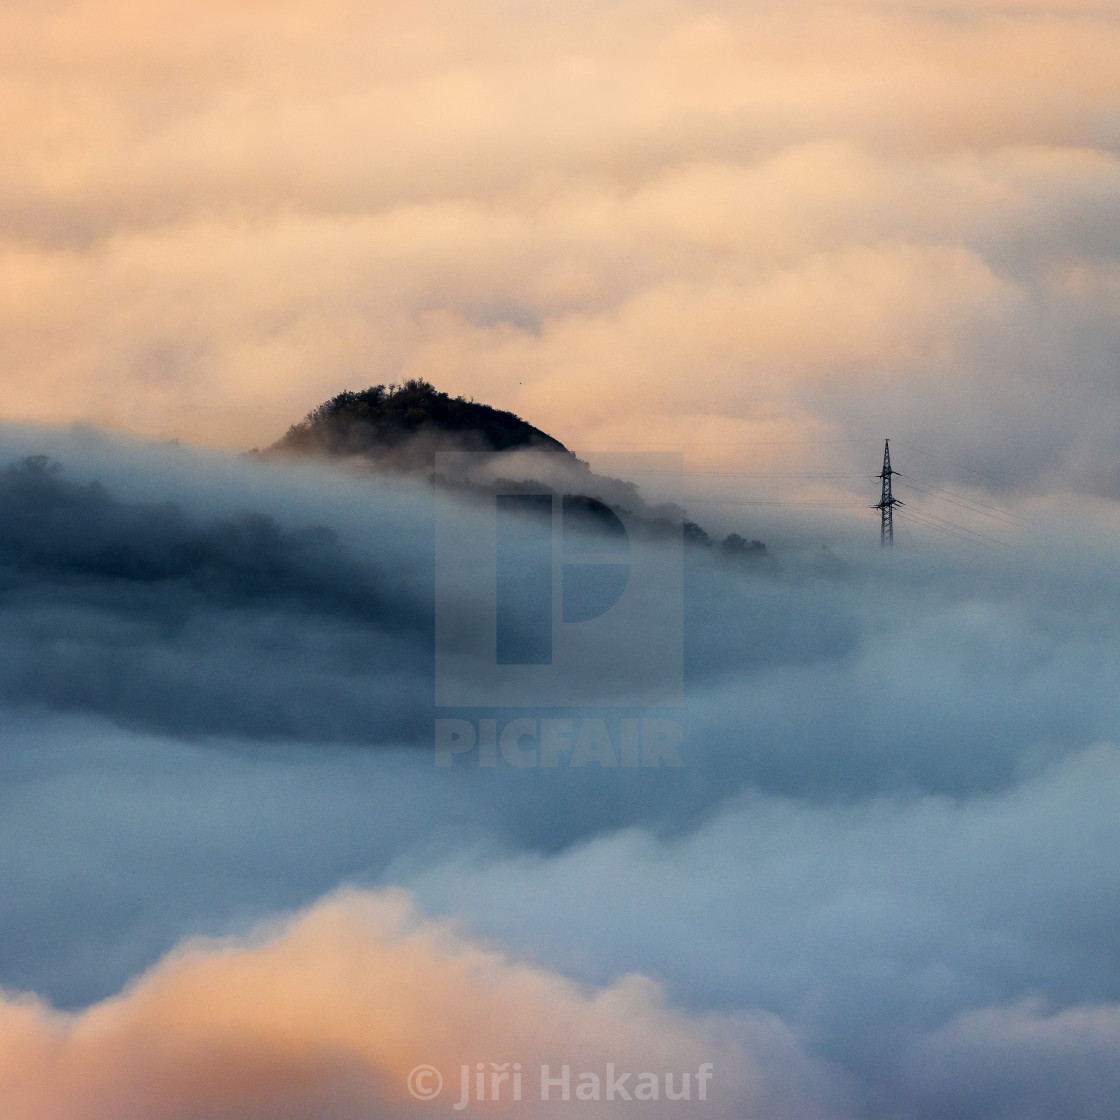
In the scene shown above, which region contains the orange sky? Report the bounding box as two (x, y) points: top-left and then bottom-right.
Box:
(0, 0), (1117, 482)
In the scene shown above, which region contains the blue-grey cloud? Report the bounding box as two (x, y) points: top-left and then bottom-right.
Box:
(2, 427), (1120, 1119)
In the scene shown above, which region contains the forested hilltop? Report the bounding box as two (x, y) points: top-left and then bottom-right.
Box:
(264, 379), (766, 559)
(266, 379), (572, 467)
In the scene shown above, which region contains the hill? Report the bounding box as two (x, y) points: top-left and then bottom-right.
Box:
(266, 379), (572, 467)
(263, 379), (767, 559)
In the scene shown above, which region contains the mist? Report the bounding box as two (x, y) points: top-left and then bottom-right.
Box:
(1, 427), (1119, 1117)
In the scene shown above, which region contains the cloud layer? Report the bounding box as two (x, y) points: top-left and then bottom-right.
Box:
(1, 434), (1119, 1116)
(0, 888), (823, 1120)
(0, 0), (1117, 496)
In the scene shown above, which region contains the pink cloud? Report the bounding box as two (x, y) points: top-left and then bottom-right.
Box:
(0, 888), (840, 1119)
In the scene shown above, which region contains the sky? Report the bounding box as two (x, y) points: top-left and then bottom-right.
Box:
(1, 0), (1118, 490)
(2, 1), (1120, 1118)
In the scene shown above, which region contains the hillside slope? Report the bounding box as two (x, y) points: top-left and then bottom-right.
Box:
(267, 379), (571, 466)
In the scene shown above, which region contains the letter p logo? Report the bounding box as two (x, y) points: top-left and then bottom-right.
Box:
(496, 494), (631, 665)
(435, 453), (683, 707)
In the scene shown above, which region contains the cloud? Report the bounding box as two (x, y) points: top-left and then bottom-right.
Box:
(6, 740), (1120, 1119)
(0, 433), (1119, 1114)
(401, 740), (1120, 1011)
(0, 0), (1118, 493)
(2, 426), (1116, 792)
(396, 743), (1120, 1119)
(0, 888), (839, 1120)
(902, 1000), (1120, 1120)
(0, 445), (435, 743)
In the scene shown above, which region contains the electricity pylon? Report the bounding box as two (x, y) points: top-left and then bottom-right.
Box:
(875, 439), (901, 547)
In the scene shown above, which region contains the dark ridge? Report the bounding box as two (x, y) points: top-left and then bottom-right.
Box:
(260, 379), (767, 560)
(264, 379), (572, 466)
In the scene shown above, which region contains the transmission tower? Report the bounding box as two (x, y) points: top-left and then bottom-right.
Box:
(875, 439), (902, 547)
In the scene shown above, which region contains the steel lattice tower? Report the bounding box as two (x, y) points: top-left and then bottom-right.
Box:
(875, 439), (901, 547)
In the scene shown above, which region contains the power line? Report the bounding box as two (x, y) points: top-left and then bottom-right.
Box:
(892, 440), (1032, 495)
(895, 506), (1010, 548)
(685, 497), (866, 506)
(894, 509), (992, 551)
(647, 470), (871, 478)
(896, 474), (1021, 524)
(582, 438), (882, 447)
(873, 441), (1015, 550)
(599, 437), (1028, 549)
